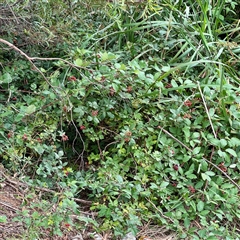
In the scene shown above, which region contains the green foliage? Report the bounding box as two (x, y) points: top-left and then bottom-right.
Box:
(0, 215), (7, 223)
(0, 0), (240, 239)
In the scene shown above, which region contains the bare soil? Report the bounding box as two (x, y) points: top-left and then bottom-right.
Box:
(0, 166), (176, 240)
(0, 166), (89, 240)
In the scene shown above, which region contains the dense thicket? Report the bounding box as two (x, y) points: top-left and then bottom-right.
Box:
(0, 0), (240, 239)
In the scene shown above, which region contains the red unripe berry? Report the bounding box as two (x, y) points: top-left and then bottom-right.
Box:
(68, 76), (77, 81)
(184, 100), (192, 107)
(109, 87), (115, 96)
(188, 185), (196, 194)
(7, 133), (12, 138)
(91, 110), (98, 116)
(173, 164), (179, 171)
(62, 134), (69, 141)
(22, 134), (28, 141)
(65, 223), (71, 229)
(127, 86), (132, 93)
(80, 125), (86, 130)
(165, 83), (172, 88)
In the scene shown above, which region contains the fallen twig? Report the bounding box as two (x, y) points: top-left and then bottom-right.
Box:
(0, 168), (92, 205)
(0, 200), (19, 212)
(0, 38), (61, 99)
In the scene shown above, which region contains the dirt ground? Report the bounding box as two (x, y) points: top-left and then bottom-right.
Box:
(0, 164), (91, 240)
(0, 183), (24, 239)
(0, 165), (176, 240)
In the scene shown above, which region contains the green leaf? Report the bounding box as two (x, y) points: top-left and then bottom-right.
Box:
(79, 87), (85, 97)
(15, 113), (25, 122)
(75, 58), (83, 67)
(116, 175), (123, 184)
(209, 138), (220, 147)
(192, 147), (201, 155)
(201, 173), (211, 181)
(226, 148), (237, 157)
(198, 229), (207, 238)
(2, 73), (12, 83)
(162, 66), (171, 72)
(184, 218), (190, 228)
(229, 137), (240, 147)
(209, 108), (215, 117)
(205, 171), (215, 176)
(192, 132), (200, 139)
(189, 200), (196, 212)
(160, 181), (169, 189)
(186, 173), (197, 179)
(0, 215), (7, 223)
(25, 105), (36, 114)
(219, 139), (227, 147)
(74, 107), (85, 117)
(183, 126), (190, 142)
(101, 52), (109, 61)
(221, 183), (233, 189)
(49, 92), (56, 99)
(138, 71), (146, 80)
(34, 145), (45, 154)
(112, 83), (119, 92)
(206, 236), (219, 240)
(200, 210), (210, 216)
(197, 200), (204, 211)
